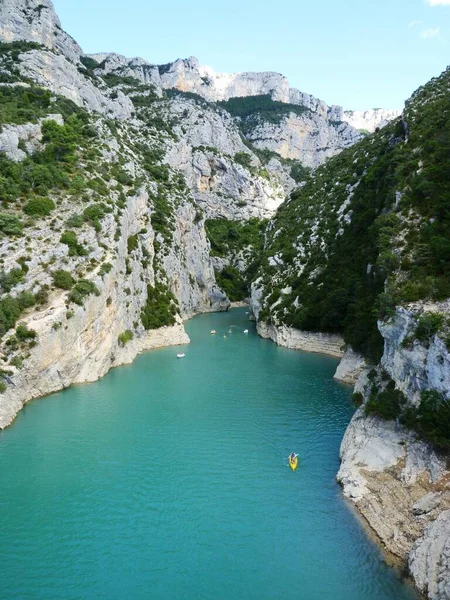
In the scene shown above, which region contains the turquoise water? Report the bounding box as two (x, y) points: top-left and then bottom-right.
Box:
(0, 308), (418, 600)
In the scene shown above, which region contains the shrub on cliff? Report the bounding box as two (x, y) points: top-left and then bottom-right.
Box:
(0, 213), (22, 236)
(364, 381), (406, 420)
(23, 196), (55, 217)
(68, 280), (100, 306)
(141, 283), (178, 330)
(118, 330), (134, 346)
(52, 270), (75, 290)
(60, 231), (89, 257)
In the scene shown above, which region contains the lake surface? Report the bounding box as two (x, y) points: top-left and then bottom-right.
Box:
(0, 308), (418, 599)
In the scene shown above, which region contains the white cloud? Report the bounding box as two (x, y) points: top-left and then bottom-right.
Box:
(420, 26), (441, 37)
(426, 0), (450, 5)
(408, 20), (422, 27)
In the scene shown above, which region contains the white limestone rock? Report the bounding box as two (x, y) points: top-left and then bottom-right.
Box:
(333, 347), (366, 384)
(409, 511), (450, 599)
(0, 0), (82, 63)
(337, 408), (407, 500)
(245, 111), (362, 168)
(343, 109), (402, 132)
(256, 321), (344, 357)
(413, 493), (442, 516)
(0, 114), (63, 161)
(379, 305), (450, 406)
(19, 50), (134, 119)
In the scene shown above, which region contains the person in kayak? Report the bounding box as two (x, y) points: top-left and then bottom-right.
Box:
(289, 452), (297, 463)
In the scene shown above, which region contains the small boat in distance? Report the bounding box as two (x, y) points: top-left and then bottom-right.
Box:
(288, 453), (298, 471)
(210, 330), (216, 334)
(243, 329), (249, 334)
(177, 353), (186, 359)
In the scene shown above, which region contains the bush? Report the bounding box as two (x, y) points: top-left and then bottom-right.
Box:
(0, 213), (22, 236)
(23, 196), (55, 217)
(118, 330), (134, 346)
(52, 269), (75, 290)
(127, 234), (139, 253)
(234, 152), (253, 170)
(60, 231), (88, 256)
(365, 381), (406, 420)
(415, 313), (444, 346)
(401, 390), (450, 450)
(351, 392), (363, 406)
(16, 323), (36, 341)
(0, 268), (26, 293)
(0, 296), (22, 337)
(141, 283), (178, 330)
(68, 279), (100, 306)
(99, 262), (113, 277)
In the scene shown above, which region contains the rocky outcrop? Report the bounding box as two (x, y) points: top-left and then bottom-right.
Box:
(245, 111), (361, 168)
(0, 179), (228, 429)
(256, 321), (344, 357)
(333, 347), (366, 384)
(0, 113), (63, 161)
(164, 97), (288, 218)
(343, 109), (402, 132)
(19, 50), (133, 119)
(92, 53), (396, 168)
(336, 302), (450, 599)
(337, 408), (450, 563)
(379, 304), (450, 406)
(0, 0), (82, 63)
(409, 511), (450, 599)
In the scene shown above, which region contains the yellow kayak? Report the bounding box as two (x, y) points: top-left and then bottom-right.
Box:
(289, 456), (298, 471)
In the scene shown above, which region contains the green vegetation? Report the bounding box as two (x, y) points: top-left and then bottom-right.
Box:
(0, 267), (26, 293)
(23, 196), (55, 217)
(415, 313), (445, 346)
(52, 269), (75, 290)
(218, 95), (310, 123)
(365, 380), (406, 420)
(0, 213), (22, 236)
(215, 266), (247, 302)
(60, 231), (89, 256)
(205, 218), (267, 301)
(0, 296), (31, 337)
(68, 280), (100, 306)
(205, 218), (267, 258)
(15, 323), (36, 342)
(141, 282), (178, 330)
(234, 152), (253, 170)
(118, 330), (134, 346)
(255, 67), (450, 361)
(127, 234), (139, 253)
(402, 390), (450, 450)
(150, 189), (175, 244)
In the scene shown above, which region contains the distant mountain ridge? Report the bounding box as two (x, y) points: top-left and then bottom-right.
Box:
(90, 53), (400, 133)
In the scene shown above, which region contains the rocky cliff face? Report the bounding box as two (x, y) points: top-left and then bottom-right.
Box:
(344, 108), (402, 132)
(89, 53), (397, 169)
(0, 0), (298, 427)
(0, 0), (82, 62)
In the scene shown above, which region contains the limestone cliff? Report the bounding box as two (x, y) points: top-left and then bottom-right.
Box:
(0, 0), (82, 62)
(344, 108), (402, 132)
(89, 53), (397, 169)
(0, 0), (292, 428)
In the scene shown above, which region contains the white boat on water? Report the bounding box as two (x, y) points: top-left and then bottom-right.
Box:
(243, 329), (249, 334)
(210, 330), (216, 334)
(177, 353), (186, 358)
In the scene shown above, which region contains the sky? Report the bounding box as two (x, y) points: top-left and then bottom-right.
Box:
(51, 0), (450, 111)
